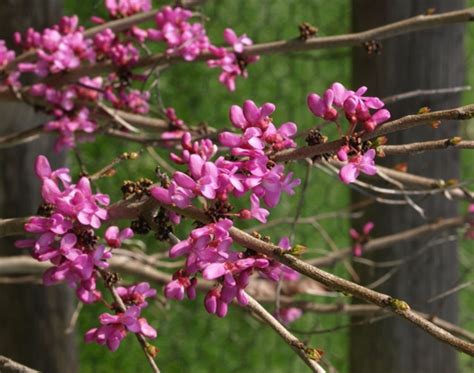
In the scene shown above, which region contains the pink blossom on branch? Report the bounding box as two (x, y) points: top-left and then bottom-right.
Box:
(208, 29), (259, 91)
(307, 82), (391, 132)
(85, 306), (157, 352)
(350, 222), (375, 257)
(276, 307), (303, 325)
(105, 0), (152, 18)
(339, 149), (377, 184)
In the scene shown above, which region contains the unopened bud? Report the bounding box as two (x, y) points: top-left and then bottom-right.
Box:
(290, 244), (307, 256)
(145, 342), (159, 358)
(394, 163), (408, 173)
(387, 297), (410, 311)
(418, 106), (431, 114)
(448, 136), (462, 145)
(374, 136), (388, 146)
(376, 147), (386, 157)
(305, 347), (324, 361)
(102, 168), (116, 177)
(239, 209), (252, 220)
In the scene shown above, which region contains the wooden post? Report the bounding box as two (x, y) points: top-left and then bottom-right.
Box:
(0, 1), (78, 372)
(349, 1), (465, 372)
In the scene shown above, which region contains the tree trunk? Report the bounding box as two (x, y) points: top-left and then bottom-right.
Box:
(350, 1), (465, 372)
(0, 2), (78, 372)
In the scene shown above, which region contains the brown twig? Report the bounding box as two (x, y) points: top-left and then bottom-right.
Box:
(0, 125), (45, 149)
(373, 165), (474, 201)
(0, 355), (39, 373)
(295, 302), (474, 343)
(0, 217), (29, 238)
(308, 217), (465, 268)
(246, 295), (325, 373)
(382, 85), (471, 104)
(380, 139), (474, 155)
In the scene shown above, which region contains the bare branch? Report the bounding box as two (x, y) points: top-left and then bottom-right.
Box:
(382, 85), (471, 104)
(308, 217), (464, 268)
(380, 138), (474, 155)
(246, 295), (326, 373)
(0, 356), (39, 373)
(0, 217), (29, 238)
(294, 302), (474, 343)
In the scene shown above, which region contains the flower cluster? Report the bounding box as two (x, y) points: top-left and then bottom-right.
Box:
(339, 148), (377, 184)
(307, 82), (390, 132)
(16, 155), (157, 352)
(307, 83), (390, 184)
(153, 100), (300, 221)
(85, 305), (157, 352)
(85, 282), (157, 352)
(208, 28), (259, 91)
(0, 40), (15, 69)
(105, 0), (152, 18)
(349, 221), (374, 256)
(151, 101), (300, 317)
(148, 6), (211, 61)
(17, 16), (94, 77)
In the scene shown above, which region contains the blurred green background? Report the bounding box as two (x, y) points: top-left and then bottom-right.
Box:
(62, 0), (473, 372)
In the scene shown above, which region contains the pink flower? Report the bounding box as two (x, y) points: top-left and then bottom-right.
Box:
(249, 194), (269, 223)
(150, 6), (210, 61)
(105, 0), (151, 18)
(277, 307), (303, 325)
(105, 226), (134, 248)
(350, 222), (374, 256)
(307, 89), (338, 121)
(116, 282), (157, 308)
(229, 100), (275, 130)
(223, 28), (252, 53)
(339, 149), (377, 184)
(307, 82), (390, 131)
(35, 155), (71, 185)
(85, 306), (156, 352)
(164, 271), (197, 301)
(207, 32), (259, 91)
(0, 40), (15, 69)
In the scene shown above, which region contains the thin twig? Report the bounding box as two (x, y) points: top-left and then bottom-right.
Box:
(0, 355), (39, 373)
(65, 302), (83, 335)
(380, 139), (474, 155)
(382, 85), (471, 104)
(308, 217), (465, 268)
(246, 295), (326, 373)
